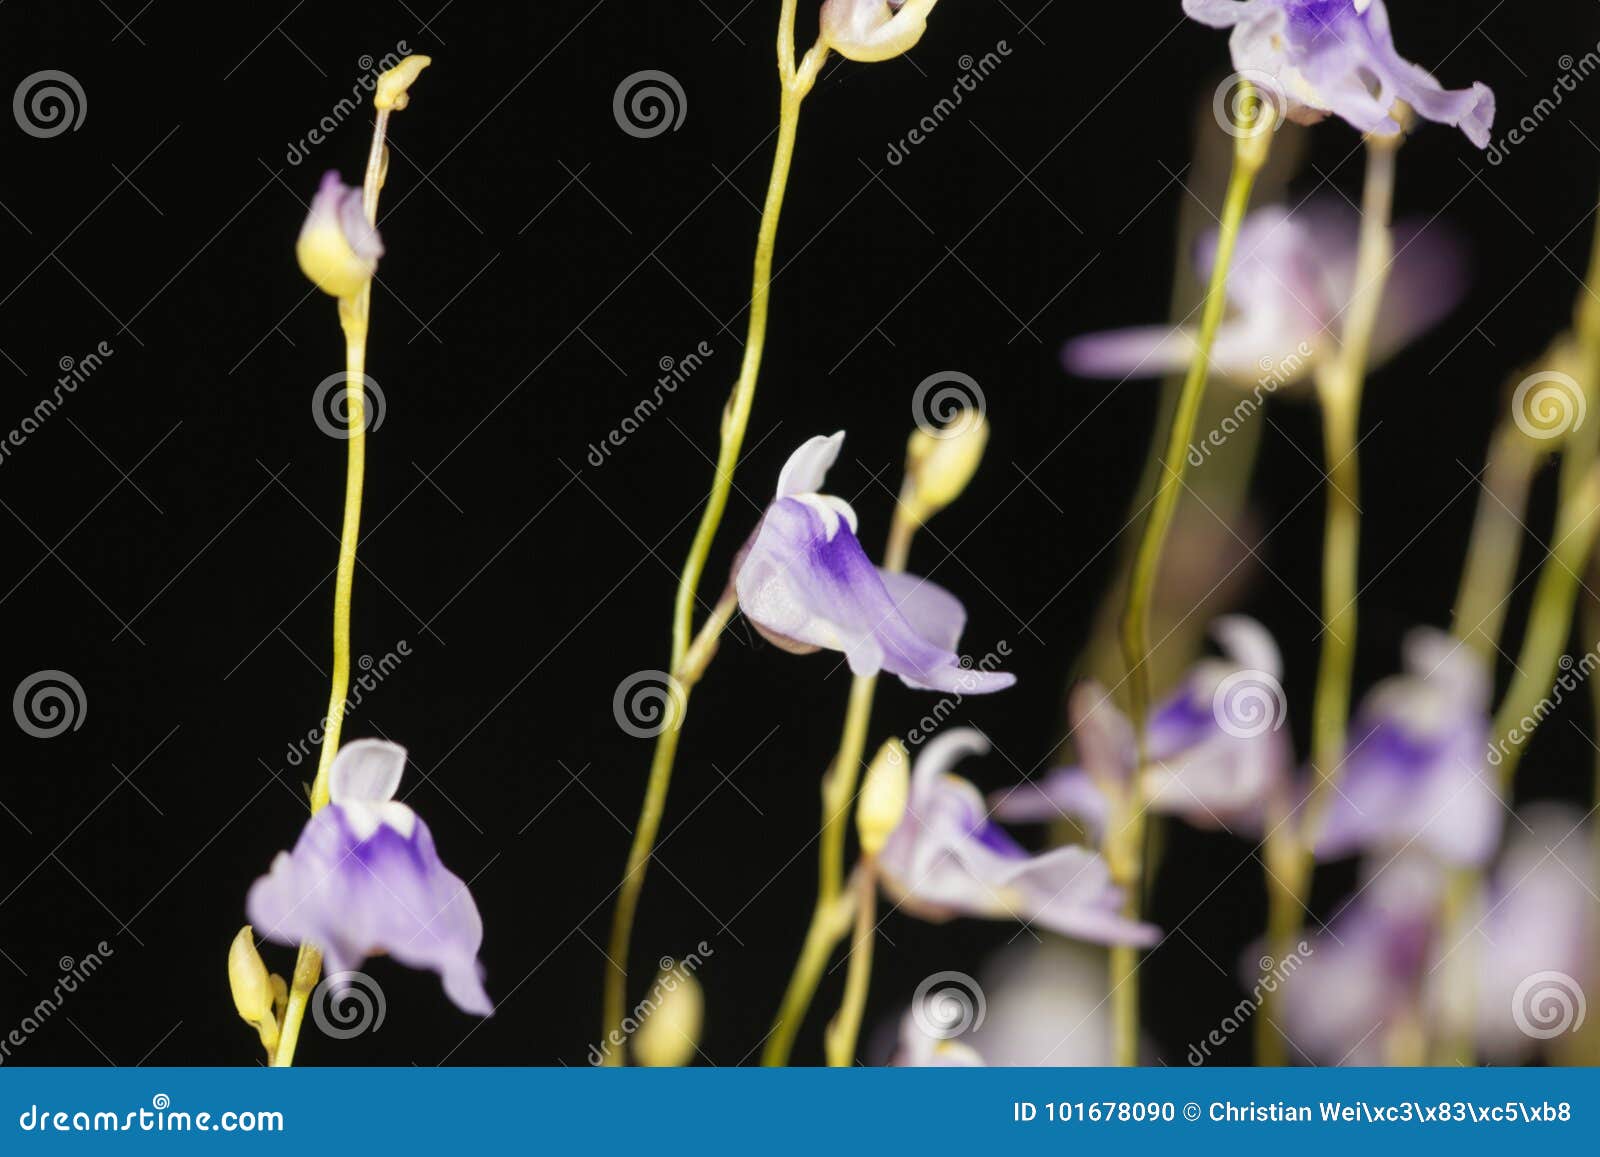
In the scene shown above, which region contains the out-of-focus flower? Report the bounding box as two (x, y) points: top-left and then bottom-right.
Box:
(993, 617), (1291, 835)
(901, 412), (988, 528)
(632, 965), (705, 1067)
(296, 171), (383, 298)
(820, 0), (939, 63)
(1183, 0), (1494, 147)
(247, 740), (492, 1016)
(1316, 629), (1501, 867)
(733, 433), (1015, 695)
(858, 738), (911, 857)
(1062, 201), (1465, 384)
(890, 1011), (987, 1066)
(876, 730), (1159, 946)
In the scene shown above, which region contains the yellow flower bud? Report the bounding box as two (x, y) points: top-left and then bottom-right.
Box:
(903, 411), (989, 525)
(856, 738), (910, 857)
(296, 172), (383, 298)
(631, 964), (704, 1067)
(229, 926), (282, 1059)
(820, 0), (940, 63)
(375, 55), (432, 111)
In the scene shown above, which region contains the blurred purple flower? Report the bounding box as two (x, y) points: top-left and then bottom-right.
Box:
(733, 433), (1014, 695)
(1316, 629), (1502, 867)
(877, 730), (1159, 946)
(1063, 201), (1466, 383)
(1183, 0), (1494, 146)
(992, 617), (1292, 835)
(296, 171), (383, 298)
(247, 740), (492, 1016)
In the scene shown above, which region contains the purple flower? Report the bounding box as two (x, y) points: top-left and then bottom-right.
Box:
(992, 617), (1292, 835)
(296, 171), (383, 298)
(877, 730), (1159, 946)
(733, 433), (1014, 695)
(247, 740), (491, 1016)
(1183, 1), (1494, 147)
(1316, 629), (1502, 867)
(1063, 200), (1466, 383)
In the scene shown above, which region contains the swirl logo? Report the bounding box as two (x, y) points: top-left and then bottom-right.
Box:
(613, 669), (685, 739)
(911, 970), (986, 1040)
(311, 970), (387, 1039)
(1512, 970), (1586, 1040)
(1212, 70), (1285, 139)
(13, 670), (87, 738)
(13, 71), (87, 139)
(1511, 371), (1585, 441)
(150, 1093), (171, 1111)
(312, 372), (386, 439)
(912, 371), (986, 439)
(1211, 668), (1287, 739)
(613, 71), (687, 139)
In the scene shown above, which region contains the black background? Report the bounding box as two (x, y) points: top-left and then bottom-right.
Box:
(1, 0), (1596, 1067)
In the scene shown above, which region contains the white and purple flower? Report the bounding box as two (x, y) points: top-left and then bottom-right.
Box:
(1063, 200), (1466, 384)
(1183, 0), (1494, 147)
(876, 729), (1159, 946)
(734, 433), (1014, 695)
(992, 617), (1292, 836)
(247, 739), (492, 1016)
(296, 171), (383, 299)
(1316, 629), (1502, 867)
(820, 0), (940, 62)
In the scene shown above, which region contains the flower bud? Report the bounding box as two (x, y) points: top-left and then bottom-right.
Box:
(856, 738), (910, 856)
(903, 411), (988, 525)
(631, 964), (704, 1067)
(229, 925), (283, 1059)
(820, 0), (939, 63)
(296, 172), (383, 298)
(375, 55), (431, 111)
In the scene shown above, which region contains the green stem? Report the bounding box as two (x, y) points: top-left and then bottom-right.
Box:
(603, 21), (825, 1059)
(823, 864), (877, 1067)
(1112, 94), (1273, 1069)
(1452, 424), (1542, 658)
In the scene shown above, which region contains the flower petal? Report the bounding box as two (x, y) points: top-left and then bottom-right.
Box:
(329, 738), (407, 806)
(776, 431), (846, 499)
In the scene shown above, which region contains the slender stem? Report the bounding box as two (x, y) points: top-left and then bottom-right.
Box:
(1112, 99), (1272, 1069)
(1453, 425), (1542, 658)
(272, 110), (395, 1070)
(824, 863), (878, 1067)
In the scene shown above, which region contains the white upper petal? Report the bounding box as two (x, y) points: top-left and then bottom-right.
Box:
(329, 738), (407, 805)
(776, 432), (846, 499)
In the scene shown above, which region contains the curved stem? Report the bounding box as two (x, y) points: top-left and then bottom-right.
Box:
(1112, 107), (1272, 1069)
(824, 864), (878, 1067)
(1453, 424), (1542, 658)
